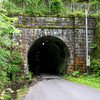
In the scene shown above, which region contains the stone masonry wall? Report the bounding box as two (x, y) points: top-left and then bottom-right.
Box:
(13, 16), (96, 75)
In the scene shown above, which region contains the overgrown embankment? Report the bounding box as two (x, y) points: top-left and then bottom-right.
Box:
(61, 74), (100, 89)
(0, 4), (31, 100)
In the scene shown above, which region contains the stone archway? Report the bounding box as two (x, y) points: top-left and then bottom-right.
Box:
(13, 16), (95, 75)
(27, 36), (70, 75)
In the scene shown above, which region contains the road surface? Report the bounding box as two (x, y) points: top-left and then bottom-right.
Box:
(24, 74), (100, 100)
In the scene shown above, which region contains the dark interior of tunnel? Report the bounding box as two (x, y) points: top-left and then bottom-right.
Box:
(28, 36), (70, 75)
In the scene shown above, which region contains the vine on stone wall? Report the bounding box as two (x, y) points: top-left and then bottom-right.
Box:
(90, 17), (100, 76)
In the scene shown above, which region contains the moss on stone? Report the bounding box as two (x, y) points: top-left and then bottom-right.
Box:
(8, 11), (98, 19)
(75, 25), (84, 28)
(65, 18), (71, 23)
(15, 24), (31, 28)
(56, 19), (61, 24)
(15, 23), (74, 29)
(79, 42), (84, 47)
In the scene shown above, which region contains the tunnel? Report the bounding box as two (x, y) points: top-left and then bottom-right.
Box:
(28, 36), (70, 75)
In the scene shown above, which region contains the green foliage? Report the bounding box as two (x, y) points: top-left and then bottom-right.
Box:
(90, 18), (100, 76)
(0, 70), (10, 85)
(62, 74), (100, 89)
(16, 86), (27, 100)
(33, 78), (36, 81)
(0, 4), (24, 86)
(72, 71), (79, 77)
(4, 0), (98, 16)
(90, 43), (97, 49)
(49, 0), (62, 14)
(1, 93), (11, 99)
(90, 0), (99, 4)
(90, 59), (100, 77)
(20, 74), (25, 80)
(11, 51), (24, 64)
(83, 73), (87, 76)
(29, 71), (33, 78)
(8, 63), (20, 80)
(2, 0), (23, 13)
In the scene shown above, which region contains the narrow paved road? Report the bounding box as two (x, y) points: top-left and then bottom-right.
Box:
(24, 74), (100, 100)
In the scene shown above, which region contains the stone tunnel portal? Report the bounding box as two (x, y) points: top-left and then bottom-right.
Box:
(28, 36), (70, 75)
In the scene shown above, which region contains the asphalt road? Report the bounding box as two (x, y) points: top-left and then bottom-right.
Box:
(24, 74), (100, 100)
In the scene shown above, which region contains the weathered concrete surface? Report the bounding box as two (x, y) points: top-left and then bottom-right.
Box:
(24, 75), (100, 100)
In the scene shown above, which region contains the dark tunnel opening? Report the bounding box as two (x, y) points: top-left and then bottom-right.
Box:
(28, 36), (70, 75)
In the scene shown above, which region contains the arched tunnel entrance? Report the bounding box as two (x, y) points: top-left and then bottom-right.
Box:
(28, 36), (70, 75)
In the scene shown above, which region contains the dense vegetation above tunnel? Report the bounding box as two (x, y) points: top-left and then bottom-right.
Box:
(2, 0), (100, 17)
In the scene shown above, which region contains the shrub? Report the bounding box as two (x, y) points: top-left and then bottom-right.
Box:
(90, 59), (100, 77)
(72, 71), (79, 77)
(49, 0), (62, 15)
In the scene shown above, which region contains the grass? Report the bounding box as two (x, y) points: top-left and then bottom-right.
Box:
(15, 86), (27, 100)
(1, 93), (11, 100)
(61, 74), (100, 89)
